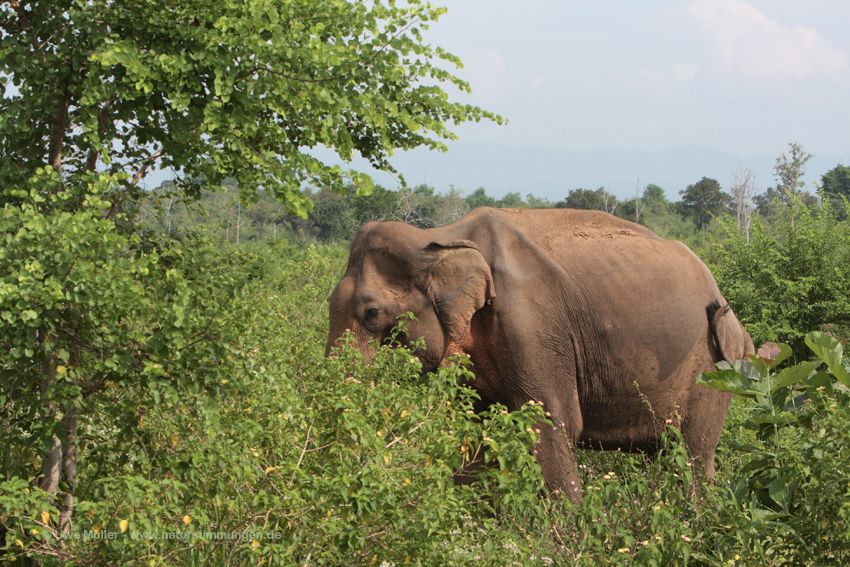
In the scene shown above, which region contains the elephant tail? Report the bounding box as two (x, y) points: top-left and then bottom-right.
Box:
(708, 301), (755, 363)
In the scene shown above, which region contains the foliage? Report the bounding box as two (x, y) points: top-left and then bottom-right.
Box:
(0, 0), (509, 560)
(642, 184), (669, 211)
(753, 186), (785, 220)
(496, 192), (526, 208)
(1, 0), (502, 215)
(821, 164), (850, 220)
(548, 429), (713, 566)
(1, 243), (557, 566)
(822, 164), (850, 200)
(706, 203), (850, 355)
(352, 185), (403, 225)
(311, 191), (361, 242)
(466, 187), (497, 209)
(678, 177), (730, 232)
(6, 219), (850, 564)
(774, 142), (814, 210)
(697, 333), (850, 565)
(556, 187), (617, 212)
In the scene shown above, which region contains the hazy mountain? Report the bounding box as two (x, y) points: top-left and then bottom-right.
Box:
(311, 141), (850, 202)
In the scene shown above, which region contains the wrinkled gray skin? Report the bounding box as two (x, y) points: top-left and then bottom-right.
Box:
(326, 207), (754, 500)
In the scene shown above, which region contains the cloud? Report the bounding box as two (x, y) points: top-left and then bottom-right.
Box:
(688, 0), (849, 80)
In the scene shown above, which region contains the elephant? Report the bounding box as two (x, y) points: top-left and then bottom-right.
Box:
(325, 207), (754, 499)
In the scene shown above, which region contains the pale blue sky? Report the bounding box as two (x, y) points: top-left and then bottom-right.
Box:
(426, 0), (850, 158)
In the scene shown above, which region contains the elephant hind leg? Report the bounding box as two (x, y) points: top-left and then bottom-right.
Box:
(680, 386), (733, 482)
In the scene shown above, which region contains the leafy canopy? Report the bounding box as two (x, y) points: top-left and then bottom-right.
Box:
(821, 164), (850, 200)
(678, 176), (729, 232)
(0, 0), (502, 216)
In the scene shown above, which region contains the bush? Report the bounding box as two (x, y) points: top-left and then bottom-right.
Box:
(706, 204), (850, 357)
(1, 239), (555, 566)
(697, 332), (850, 565)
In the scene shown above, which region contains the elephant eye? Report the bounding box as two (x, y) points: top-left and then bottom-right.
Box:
(364, 307), (379, 322)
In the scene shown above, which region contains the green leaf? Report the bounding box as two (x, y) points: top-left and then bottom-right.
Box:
(729, 477), (749, 508)
(745, 413), (798, 426)
(773, 361), (820, 392)
(768, 477), (792, 510)
(696, 369), (759, 397)
(806, 332), (850, 387)
(805, 331), (842, 360)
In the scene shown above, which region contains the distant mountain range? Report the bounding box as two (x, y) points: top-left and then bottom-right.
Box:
(310, 141), (850, 202)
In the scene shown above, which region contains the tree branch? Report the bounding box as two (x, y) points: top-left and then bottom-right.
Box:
(48, 90), (71, 175)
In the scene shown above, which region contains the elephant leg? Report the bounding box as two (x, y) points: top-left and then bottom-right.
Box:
(454, 393), (496, 487)
(517, 389), (584, 503)
(680, 386), (733, 482)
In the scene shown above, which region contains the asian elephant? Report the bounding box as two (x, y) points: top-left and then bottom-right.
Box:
(325, 207), (754, 500)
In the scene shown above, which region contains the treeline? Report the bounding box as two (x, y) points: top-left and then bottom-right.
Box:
(146, 146), (850, 247)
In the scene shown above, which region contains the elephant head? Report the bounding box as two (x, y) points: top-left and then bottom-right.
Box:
(325, 222), (495, 371)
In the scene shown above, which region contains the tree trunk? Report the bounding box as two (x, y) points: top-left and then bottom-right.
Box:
(59, 405), (77, 532)
(38, 355), (62, 494)
(48, 92), (70, 175)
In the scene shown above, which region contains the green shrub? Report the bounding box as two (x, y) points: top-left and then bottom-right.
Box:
(697, 332), (850, 565)
(1, 239), (556, 566)
(706, 204), (850, 357)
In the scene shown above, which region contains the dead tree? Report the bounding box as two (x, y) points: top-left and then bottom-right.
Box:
(388, 189), (433, 227)
(603, 193), (619, 216)
(730, 163), (757, 243)
(634, 176), (646, 224)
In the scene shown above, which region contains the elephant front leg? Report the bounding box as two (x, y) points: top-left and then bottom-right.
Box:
(535, 415), (582, 502)
(516, 392), (584, 503)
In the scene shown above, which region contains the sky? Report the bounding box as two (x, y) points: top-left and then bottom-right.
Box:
(422, 0), (850, 158)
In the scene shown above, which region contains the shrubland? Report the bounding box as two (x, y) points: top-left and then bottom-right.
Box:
(4, 195), (850, 565)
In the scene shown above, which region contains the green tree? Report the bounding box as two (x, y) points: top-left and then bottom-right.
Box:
(821, 164), (850, 200)
(311, 190), (360, 241)
(247, 191), (287, 241)
(753, 186), (783, 220)
(497, 191), (526, 208)
(466, 187), (497, 209)
(1, 0), (500, 216)
(707, 202), (850, 355)
(0, 0), (499, 534)
(642, 184), (669, 212)
(774, 142), (815, 226)
(434, 186), (470, 225)
(352, 184), (399, 224)
(678, 177), (730, 232)
(821, 164), (850, 220)
(558, 188), (605, 210)
(525, 193), (552, 208)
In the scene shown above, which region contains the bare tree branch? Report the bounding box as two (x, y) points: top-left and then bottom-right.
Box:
(731, 163), (757, 243)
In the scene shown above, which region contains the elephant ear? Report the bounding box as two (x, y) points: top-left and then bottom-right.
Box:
(710, 303), (754, 362)
(424, 240), (495, 342)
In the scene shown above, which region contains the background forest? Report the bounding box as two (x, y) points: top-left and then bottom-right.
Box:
(3, 1), (850, 566)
